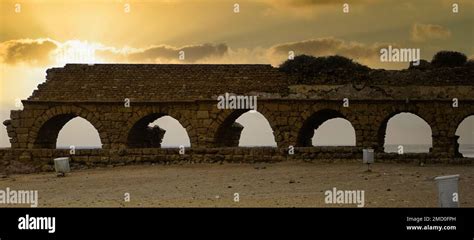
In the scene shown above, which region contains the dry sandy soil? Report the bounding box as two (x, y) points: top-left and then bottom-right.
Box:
(0, 162), (473, 207)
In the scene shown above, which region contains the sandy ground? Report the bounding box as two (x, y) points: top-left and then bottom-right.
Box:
(0, 162), (473, 207)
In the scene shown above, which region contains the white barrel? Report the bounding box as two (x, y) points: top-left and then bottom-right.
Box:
(434, 174), (459, 208)
(363, 148), (374, 164)
(54, 157), (70, 174)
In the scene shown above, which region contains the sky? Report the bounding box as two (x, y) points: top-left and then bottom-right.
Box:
(0, 0), (473, 151)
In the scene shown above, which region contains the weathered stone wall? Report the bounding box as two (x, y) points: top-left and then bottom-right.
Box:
(1, 147), (472, 174)
(285, 66), (474, 86)
(288, 85), (474, 100)
(29, 64), (289, 102)
(4, 99), (474, 153)
(1, 64), (473, 174)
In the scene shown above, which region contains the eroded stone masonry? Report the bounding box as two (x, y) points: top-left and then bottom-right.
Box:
(1, 64), (473, 173)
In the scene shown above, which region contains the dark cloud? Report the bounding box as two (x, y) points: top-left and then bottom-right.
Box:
(411, 23), (451, 42)
(97, 43), (229, 63)
(0, 39), (58, 65)
(0, 39), (229, 65)
(269, 37), (391, 63)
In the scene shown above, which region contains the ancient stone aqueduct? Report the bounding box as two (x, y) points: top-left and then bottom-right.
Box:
(1, 64), (473, 173)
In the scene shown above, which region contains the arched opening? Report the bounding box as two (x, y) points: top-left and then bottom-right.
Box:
(127, 114), (190, 148)
(455, 115), (474, 158)
(0, 127), (8, 148)
(380, 112), (432, 153)
(312, 118), (356, 146)
(57, 117), (102, 149)
(0, 110), (9, 148)
(215, 110), (277, 147)
(34, 114), (102, 149)
(297, 109), (355, 147)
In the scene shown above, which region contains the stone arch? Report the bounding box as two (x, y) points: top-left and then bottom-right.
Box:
(29, 106), (109, 149)
(296, 109), (355, 147)
(214, 106), (277, 147)
(454, 114), (474, 158)
(124, 110), (195, 148)
(451, 112), (474, 136)
(56, 117), (102, 149)
(378, 111), (433, 153)
(313, 118), (356, 146)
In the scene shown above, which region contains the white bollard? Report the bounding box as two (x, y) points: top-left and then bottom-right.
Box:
(434, 174), (460, 208)
(54, 157), (70, 176)
(363, 149), (374, 164)
(363, 148), (374, 172)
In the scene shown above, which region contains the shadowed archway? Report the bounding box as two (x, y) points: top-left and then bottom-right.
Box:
(297, 109), (352, 147)
(379, 112), (432, 153)
(127, 113), (191, 148)
(455, 115), (474, 158)
(30, 106), (109, 149)
(56, 117), (102, 149)
(214, 109), (277, 147)
(34, 114), (79, 148)
(312, 118), (356, 146)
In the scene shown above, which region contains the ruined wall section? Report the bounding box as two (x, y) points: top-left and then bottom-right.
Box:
(28, 64), (289, 102)
(1, 64), (473, 174)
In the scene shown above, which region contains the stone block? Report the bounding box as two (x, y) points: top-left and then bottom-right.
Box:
(197, 111), (209, 119)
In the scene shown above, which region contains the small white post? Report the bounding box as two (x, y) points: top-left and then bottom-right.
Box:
(363, 148), (374, 172)
(434, 174), (460, 208)
(54, 157), (71, 177)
